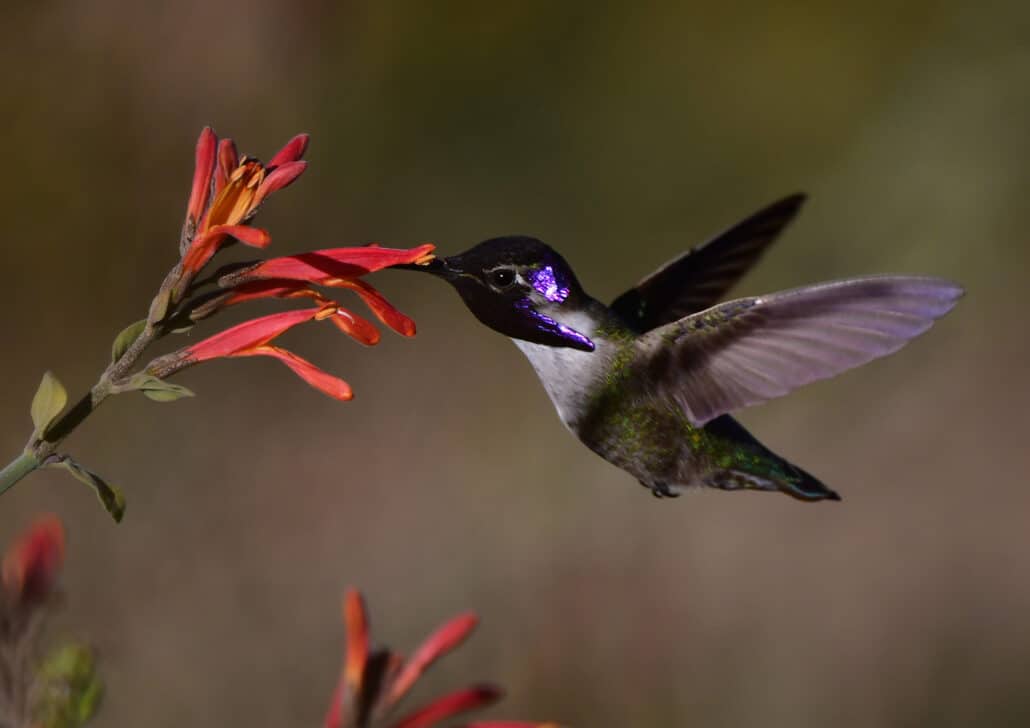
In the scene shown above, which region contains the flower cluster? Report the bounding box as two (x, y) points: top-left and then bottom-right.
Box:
(325, 589), (558, 728)
(0, 127), (435, 520)
(0, 524), (561, 728)
(149, 128), (435, 401)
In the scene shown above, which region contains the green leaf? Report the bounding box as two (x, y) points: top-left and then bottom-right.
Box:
(122, 373), (195, 402)
(51, 458), (126, 523)
(30, 371), (68, 436)
(110, 319), (147, 363)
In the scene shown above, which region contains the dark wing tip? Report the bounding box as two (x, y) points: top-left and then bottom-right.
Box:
(732, 192), (809, 233)
(610, 192), (812, 331)
(774, 192), (808, 213)
(754, 193), (807, 226)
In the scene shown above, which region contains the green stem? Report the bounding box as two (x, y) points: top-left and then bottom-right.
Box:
(0, 451), (40, 496)
(1, 389), (106, 498)
(0, 255), (172, 503)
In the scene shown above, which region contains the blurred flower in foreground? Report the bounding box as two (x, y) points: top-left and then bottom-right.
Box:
(325, 589), (560, 728)
(0, 517), (102, 728)
(0, 127), (435, 520)
(2, 514), (64, 606)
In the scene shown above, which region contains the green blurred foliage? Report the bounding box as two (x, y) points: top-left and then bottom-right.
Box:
(1, 1), (1028, 727)
(35, 643), (103, 728)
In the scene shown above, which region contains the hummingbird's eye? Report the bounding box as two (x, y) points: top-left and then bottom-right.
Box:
(488, 268), (516, 288)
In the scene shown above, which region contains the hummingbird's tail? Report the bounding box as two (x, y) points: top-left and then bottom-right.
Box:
(776, 462), (840, 502)
(703, 415), (841, 502)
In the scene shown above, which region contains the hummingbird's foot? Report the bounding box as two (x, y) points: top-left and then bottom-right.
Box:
(649, 481), (680, 499)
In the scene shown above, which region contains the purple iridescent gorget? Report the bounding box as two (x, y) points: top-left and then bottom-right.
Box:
(515, 261), (594, 350)
(528, 264), (570, 303)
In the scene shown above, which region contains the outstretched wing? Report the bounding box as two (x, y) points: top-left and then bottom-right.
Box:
(635, 276), (963, 426)
(610, 194), (806, 333)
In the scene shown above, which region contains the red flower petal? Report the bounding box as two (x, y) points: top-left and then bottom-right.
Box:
(239, 346), (353, 401)
(182, 225), (271, 274)
(234, 251), (363, 281)
(182, 230), (228, 274)
(343, 589), (370, 693)
(217, 284), (381, 347)
(215, 138), (240, 196)
(185, 307), (324, 360)
(254, 160), (307, 207)
(310, 245), (436, 274)
(324, 683), (344, 728)
(2, 514), (65, 604)
(325, 588), (371, 725)
(331, 308), (381, 346)
(219, 224), (271, 249)
(386, 613), (478, 707)
(340, 279), (417, 337)
(221, 280), (316, 307)
(185, 127), (217, 225)
(268, 133), (310, 167)
(391, 685), (502, 728)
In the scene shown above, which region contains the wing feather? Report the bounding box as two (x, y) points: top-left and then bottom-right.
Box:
(610, 194), (806, 332)
(636, 276), (964, 425)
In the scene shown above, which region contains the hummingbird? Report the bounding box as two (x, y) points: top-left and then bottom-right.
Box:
(398, 195), (963, 501)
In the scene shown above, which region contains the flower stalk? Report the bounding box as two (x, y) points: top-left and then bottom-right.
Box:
(0, 326), (156, 497)
(0, 127), (434, 520)
(0, 452), (41, 497)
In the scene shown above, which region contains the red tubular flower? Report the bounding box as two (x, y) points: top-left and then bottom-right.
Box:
(218, 244), (435, 336)
(343, 589), (371, 715)
(179, 129), (310, 275)
(336, 279), (417, 337)
(323, 589), (558, 728)
(391, 686), (502, 728)
(215, 138), (239, 196)
(229, 245), (437, 283)
(218, 281), (383, 346)
(2, 515), (65, 605)
(254, 160), (307, 208)
(268, 133), (309, 167)
(184, 128), (217, 234)
(385, 612), (479, 707)
(181, 307), (353, 400)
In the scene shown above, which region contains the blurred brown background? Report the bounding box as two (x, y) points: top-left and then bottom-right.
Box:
(1, 1), (1028, 726)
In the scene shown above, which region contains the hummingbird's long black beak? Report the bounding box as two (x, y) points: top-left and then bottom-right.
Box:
(392, 257), (458, 279)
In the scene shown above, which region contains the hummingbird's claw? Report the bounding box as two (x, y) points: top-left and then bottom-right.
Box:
(649, 481), (680, 499)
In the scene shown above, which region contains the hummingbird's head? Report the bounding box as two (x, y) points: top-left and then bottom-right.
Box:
(400, 236), (595, 351)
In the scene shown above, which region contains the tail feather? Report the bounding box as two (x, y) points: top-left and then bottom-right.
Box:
(778, 463), (840, 502)
(703, 415), (841, 502)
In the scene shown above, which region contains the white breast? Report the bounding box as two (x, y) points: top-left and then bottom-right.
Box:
(510, 310), (613, 428)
